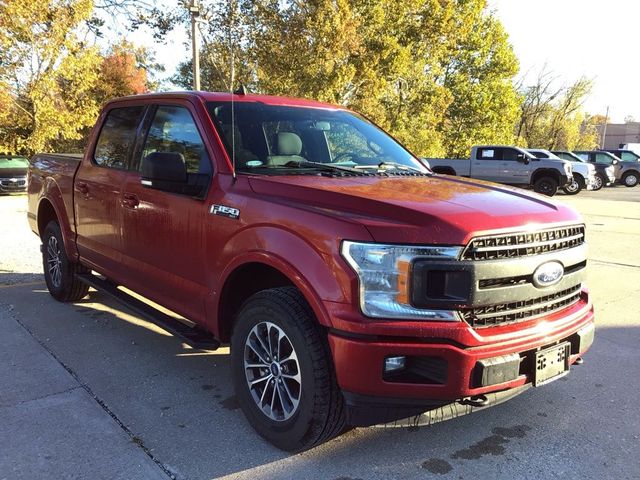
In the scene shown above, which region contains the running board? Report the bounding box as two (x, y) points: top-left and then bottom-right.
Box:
(76, 273), (220, 350)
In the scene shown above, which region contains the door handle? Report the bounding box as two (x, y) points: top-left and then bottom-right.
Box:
(76, 182), (89, 194)
(122, 193), (139, 209)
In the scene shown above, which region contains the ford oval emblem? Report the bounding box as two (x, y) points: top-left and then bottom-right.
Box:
(533, 261), (564, 288)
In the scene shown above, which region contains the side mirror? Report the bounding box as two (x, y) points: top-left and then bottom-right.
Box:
(516, 153), (530, 164)
(141, 151), (187, 184)
(140, 151), (209, 198)
(612, 159), (619, 165)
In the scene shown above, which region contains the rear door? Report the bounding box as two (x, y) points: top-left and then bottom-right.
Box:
(472, 147), (504, 181)
(119, 102), (213, 323)
(75, 105), (146, 278)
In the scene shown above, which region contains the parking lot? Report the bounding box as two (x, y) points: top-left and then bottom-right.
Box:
(1, 187), (639, 480)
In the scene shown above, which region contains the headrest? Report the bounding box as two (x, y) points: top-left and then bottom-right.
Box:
(277, 132), (302, 156)
(222, 124), (243, 148)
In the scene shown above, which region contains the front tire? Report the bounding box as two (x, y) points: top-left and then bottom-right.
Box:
(592, 173), (605, 191)
(42, 221), (89, 302)
(562, 175), (584, 195)
(533, 176), (559, 196)
(231, 287), (345, 451)
(622, 171), (639, 187)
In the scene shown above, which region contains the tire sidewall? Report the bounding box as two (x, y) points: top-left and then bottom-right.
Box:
(231, 297), (323, 449)
(563, 179), (581, 195)
(534, 177), (558, 196)
(42, 222), (71, 300)
(593, 174), (604, 190)
(623, 172), (639, 187)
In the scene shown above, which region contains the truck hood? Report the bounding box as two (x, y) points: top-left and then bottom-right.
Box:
(248, 174), (582, 245)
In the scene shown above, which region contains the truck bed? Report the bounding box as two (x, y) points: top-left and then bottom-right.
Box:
(27, 153), (84, 238)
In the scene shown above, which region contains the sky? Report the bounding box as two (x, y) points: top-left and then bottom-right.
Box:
(489, 0), (640, 123)
(118, 1), (638, 123)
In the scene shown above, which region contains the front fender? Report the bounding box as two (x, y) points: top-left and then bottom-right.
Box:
(211, 224), (372, 330)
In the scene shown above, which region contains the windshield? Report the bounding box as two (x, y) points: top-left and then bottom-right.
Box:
(0, 157), (29, 168)
(206, 101), (428, 175)
(528, 149), (562, 160)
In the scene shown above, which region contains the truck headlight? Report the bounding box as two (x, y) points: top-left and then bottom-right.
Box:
(341, 241), (462, 320)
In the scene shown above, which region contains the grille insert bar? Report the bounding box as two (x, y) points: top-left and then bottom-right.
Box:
(460, 284), (582, 328)
(462, 225), (585, 261)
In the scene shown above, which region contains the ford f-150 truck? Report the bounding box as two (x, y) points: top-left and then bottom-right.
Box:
(427, 145), (573, 196)
(527, 149), (597, 195)
(27, 92), (594, 451)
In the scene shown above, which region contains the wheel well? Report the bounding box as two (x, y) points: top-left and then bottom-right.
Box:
(217, 262), (294, 342)
(531, 169), (560, 184)
(37, 199), (58, 238)
(431, 166), (456, 176)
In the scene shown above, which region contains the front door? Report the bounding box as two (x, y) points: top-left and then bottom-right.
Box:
(119, 103), (213, 324)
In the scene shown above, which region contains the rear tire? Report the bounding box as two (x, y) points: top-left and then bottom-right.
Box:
(622, 171), (639, 187)
(533, 176), (558, 196)
(562, 175), (584, 195)
(42, 221), (89, 302)
(231, 287), (345, 452)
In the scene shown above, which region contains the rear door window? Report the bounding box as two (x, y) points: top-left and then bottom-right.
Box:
(477, 148), (502, 160)
(93, 106), (146, 169)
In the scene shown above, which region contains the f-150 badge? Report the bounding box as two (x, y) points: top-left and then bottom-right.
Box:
(210, 204), (240, 220)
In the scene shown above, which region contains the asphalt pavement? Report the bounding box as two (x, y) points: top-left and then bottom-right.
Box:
(1, 186), (639, 480)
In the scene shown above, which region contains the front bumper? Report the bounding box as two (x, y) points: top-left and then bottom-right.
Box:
(327, 296), (594, 426)
(0, 176), (27, 193)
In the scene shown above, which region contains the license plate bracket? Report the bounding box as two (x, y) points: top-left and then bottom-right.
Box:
(533, 341), (571, 387)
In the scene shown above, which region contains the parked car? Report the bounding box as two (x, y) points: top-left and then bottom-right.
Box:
(551, 151), (615, 190)
(527, 149), (596, 195)
(573, 150), (640, 187)
(0, 154), (29, 193)
(602, 148), (640, 163)
(28, 92), (594, 451)
(427, 145), (573, 196)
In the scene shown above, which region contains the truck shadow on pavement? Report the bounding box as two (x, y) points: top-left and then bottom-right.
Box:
(4, 277), (639, 480)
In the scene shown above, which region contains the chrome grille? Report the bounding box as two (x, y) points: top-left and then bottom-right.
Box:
(460, 284), (583, 328)
(462, 225), (585, 261)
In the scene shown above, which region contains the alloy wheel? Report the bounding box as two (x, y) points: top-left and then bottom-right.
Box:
(244, 321), (301, 421)
(46, 236), (62, 288)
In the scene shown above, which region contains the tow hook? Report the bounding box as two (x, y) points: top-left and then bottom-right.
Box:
(459, 395), (489, 407)
(574, 357), (584, 365)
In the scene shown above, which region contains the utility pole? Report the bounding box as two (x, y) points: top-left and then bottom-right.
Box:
(601, 105), (609, 148)
(189, 0), (201, 91)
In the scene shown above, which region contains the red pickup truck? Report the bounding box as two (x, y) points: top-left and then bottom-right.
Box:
(27, 91), (595, 451)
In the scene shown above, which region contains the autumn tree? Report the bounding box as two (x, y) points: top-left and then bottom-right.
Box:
(172, 0), (520, 157)
(0, 0), (103, 154)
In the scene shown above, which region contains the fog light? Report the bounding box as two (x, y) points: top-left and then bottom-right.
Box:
(384, 356), (406, 373)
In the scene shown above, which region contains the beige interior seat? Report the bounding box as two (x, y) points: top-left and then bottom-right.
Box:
(267, 132), (306, 166)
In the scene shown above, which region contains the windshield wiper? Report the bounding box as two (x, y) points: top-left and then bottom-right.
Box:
(355, 161), (426, 173)
(284, 160), (368, 175)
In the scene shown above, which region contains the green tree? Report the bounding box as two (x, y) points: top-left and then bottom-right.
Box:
(516, 71), (596, 150)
